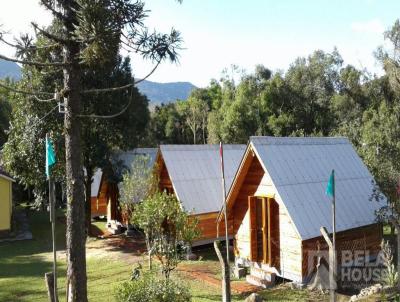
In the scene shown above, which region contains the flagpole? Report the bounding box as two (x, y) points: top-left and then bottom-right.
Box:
(47, 133), (58, 302)
(331, 169), (336, 302)
(220, 142), (230, 264)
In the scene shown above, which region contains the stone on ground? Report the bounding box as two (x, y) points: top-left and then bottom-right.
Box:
(244, 292), (263, 302)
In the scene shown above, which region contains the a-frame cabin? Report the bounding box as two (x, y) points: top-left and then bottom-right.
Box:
(156, 144), (246, 246)
(96, 148), (158, 224)
(219, 137), (383, 286)
(90, 169), (107, 218)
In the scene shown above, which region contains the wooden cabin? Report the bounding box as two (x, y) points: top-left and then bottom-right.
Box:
(97, 148), (158, 224)
(0, 165), (14, 237)
(156, 144), (246, 246)
(90, 169), (107, 217)
(218, 137), (383, 287)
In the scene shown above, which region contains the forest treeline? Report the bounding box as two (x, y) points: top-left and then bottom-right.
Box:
(144, 21), (400, 209)
(1, 21), (400, 211)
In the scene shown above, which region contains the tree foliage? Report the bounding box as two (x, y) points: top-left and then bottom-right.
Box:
(0, 79), (12, 147)
(0, 0), (182, 300)
(115, 271), (191, 302)
(176, 96), (209, 144)
(119, 155), (158, 223)
(144, 21), (400, 227)
(2, 51), (150, 207)
(131, 192), (200, 279)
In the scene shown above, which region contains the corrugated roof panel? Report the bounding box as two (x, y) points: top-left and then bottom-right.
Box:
(114, 148), (158, 172)
(91, 168), (102, 197)
(251, 136), (383, 240)
(113, 148), (158, 192)
(160, 144), (246, 215)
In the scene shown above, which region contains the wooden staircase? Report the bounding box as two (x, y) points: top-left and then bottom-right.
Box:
(245, 264), (276, 288)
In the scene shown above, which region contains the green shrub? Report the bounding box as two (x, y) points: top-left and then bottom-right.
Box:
(381, 240), (399, 287)
(114, 272), (191, 302)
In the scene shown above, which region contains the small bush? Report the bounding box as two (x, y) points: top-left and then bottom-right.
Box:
(380, 240), (399, 287)
(114, 272), (191, 302)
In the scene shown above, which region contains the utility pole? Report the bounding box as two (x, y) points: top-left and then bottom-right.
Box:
(219, 142), (230, 263)
(218, 142), (231, 302)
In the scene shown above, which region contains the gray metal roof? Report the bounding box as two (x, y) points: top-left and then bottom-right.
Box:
(113, 148), (158, 173)
(160, 144), (246, 215)
(91, 168), (102, 197)
(90, 148), (158, 197)
(113, 148), (158, 191)
(250, 136), (383, 240)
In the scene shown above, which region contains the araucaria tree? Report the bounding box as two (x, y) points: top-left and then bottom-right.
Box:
(0, 1), (181, 301)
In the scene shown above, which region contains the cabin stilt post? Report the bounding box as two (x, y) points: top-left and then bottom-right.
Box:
(321, 226), (336, 302)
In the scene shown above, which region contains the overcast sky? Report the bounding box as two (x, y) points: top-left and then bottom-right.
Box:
(1, 0), (400, 87)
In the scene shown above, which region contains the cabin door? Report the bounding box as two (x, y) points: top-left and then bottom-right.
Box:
(249, 196), (280, 266)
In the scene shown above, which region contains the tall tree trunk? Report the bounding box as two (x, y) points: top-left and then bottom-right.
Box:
(62, 1), (88, 301)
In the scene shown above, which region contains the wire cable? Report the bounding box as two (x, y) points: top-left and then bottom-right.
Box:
(78, 86), (133, 119)
(0, 81), (54, 97)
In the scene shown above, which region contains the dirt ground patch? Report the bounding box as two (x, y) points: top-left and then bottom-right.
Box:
(84, 234), (260, 295)
(178, 263), (260, 295)
(85, 233), (147, 263)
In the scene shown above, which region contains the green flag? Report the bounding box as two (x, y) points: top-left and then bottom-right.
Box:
(46, 136), (56, 179)
(326, 169), (335, 198)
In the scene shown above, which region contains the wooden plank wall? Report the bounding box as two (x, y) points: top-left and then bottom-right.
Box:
(233, 156), (264, 258)
(97, 177), (119, 222)
(277, 206), (302, 281)
(106, 182), (120, 222)
(232, 156), (264, 235)
(301, 223), (382, 282)
(232, 153), (303, 282)
(195, 212), (233, 241)
(90, 196), (107, 217)
(269, 199), (280, 268)
(158, 159), (173, 191)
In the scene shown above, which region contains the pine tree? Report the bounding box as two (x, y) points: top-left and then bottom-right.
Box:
(0, 1), (181, 301)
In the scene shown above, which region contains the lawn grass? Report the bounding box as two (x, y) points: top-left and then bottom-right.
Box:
(0, 210), (63, 302)
(0, 210), (327, 301)
(186, 277), (245, 302)
(0, 210), (222, 302)
(258, 283), (326, 301)
(0, 210), (131, 302)
(91, 218), (108, 234)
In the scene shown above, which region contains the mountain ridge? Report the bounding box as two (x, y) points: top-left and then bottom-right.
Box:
(136, 80), (196, 105)
(0, 59), (21, 80)
(0, 60), (196, 104)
